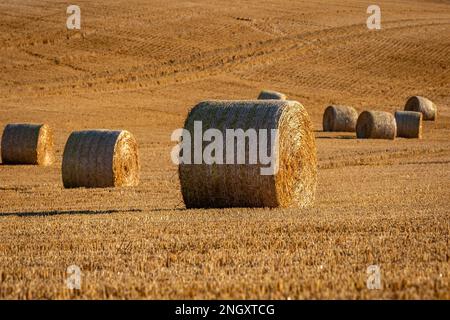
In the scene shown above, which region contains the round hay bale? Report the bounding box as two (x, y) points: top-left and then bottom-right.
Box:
(1, 123), (54, 165)
(322, 105), (358, 132)
(179, 100), (317, 208)
(394, 111), (423, 139)
(404, 96), (437, 121)
(257, 90), (287, 100)
(62, 130), (140, 188)
(356, 111), (397, 140)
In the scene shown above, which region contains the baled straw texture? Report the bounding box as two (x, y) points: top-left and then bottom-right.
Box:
(257, 90), (287, 100)
(404, 96), (437, 121)
(1, 123), (54, 165)
(179, 100), (317, 208)
(395, 111), (423, 139)
(62, 130), (140, 188)
(322, 105), (358, 132)
(356, 111), (397, 140)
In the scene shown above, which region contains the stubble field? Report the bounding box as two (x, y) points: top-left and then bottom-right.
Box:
(0, 0), (449, 299)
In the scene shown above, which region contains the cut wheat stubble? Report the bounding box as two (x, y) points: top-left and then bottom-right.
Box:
(62, 129), (140, 188)
(356, 111), (397, 140)
(322, 105), (358, 132)
(179, 100), (317, 208)
(1, 123), (54, 165)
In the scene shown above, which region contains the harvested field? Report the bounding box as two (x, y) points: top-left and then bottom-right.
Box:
(0, 0), (449, 299)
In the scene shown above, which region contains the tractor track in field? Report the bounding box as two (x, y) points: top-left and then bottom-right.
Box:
(1, 17), (450, 101)
(319, 146), (450, 169)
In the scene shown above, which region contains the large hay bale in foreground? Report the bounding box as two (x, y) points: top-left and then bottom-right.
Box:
(404, 96), (437, 121)
(1, 123), (54, 165)
(257, 90), (287, 100)
(179, 100), (317, 208)
(356, 111), (396, 140)
(395, 111), (423, 139)
(322, 105), (358, 132)
(62, 130), (140, 188)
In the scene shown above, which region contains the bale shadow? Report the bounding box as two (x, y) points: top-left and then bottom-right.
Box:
(0, 186), (30, 191)
(317, 135), (356, 140)
(149, 207), (186, 212)
(0, 163), (40, 166)
(0, 208), (142, 217)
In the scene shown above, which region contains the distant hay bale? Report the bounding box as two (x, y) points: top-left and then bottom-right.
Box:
(395, 111), (423, 139)
(257, 90), (287, 100)
(356, 111), (397, 140)
(62, 130), (140, 188)
(322, 105), (358, 132)
(179, 100), (317, 208)
(404, 96), (437, 121)
(1, 123), (54, 165)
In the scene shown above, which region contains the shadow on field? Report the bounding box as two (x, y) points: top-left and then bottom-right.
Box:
(317, 135), (356, 140)
(0, 208), (142, 217)
(149, 207), (186, 212)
